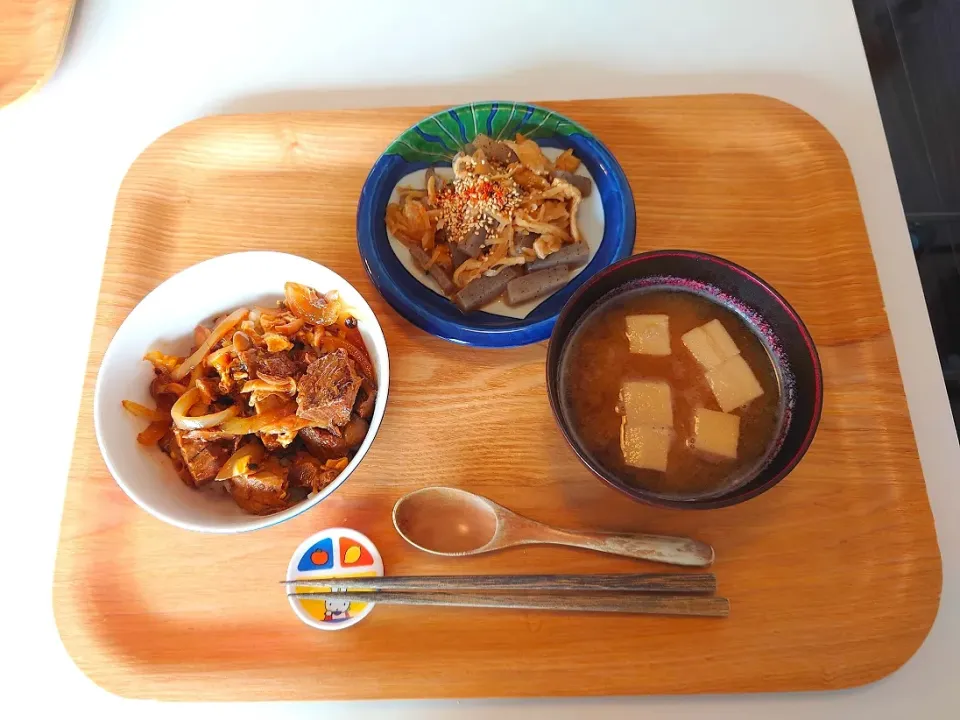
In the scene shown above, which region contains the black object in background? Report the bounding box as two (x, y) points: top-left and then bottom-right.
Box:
(853, 0), (960, 434)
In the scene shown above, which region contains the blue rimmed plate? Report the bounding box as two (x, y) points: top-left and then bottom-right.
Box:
(356, 101), (636, 347)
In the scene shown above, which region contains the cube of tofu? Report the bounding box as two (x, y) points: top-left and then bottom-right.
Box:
(621, 421), (673, 472)
(681, 319), (740, 370)
(705, 355), (764, 412)
(692, 408), (740, 460)
(625, 314), (671, 356)
(620, 379), (673, 427)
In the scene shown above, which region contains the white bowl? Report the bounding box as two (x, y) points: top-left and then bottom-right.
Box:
(94, 251), (390, 533)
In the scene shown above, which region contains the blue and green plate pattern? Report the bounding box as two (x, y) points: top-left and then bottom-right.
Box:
(356, 101), (635, 347)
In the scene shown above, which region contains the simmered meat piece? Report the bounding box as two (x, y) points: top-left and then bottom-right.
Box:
(296, 349), (360, 429)
(354, 378), (376, 420)
(237, 348), (260, 375)
(238, 348), (300, 380)
(150, 369), (174, 397)
(342, 415), (370, 449)
(300, 415), (369, 460)
(259, 352), (300, 379)
(299, 426), (347, 459)
(228, 472), (290, 515)
(173, 429), (234, 486)
(225, 457), (290, 514)
(288, 453), (339, 493)
(256, 408), (307, 450)
(292, 345), (319, 368)
(258, 431), (286, 451)
(159, 429), (195, 486)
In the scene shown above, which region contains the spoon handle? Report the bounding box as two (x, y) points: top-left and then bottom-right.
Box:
(538, 530), (715, 567)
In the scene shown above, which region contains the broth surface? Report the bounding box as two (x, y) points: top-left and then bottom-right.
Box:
(560, 288), (782, 498)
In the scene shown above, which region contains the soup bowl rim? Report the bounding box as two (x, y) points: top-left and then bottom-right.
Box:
(545, 248), (823, 510)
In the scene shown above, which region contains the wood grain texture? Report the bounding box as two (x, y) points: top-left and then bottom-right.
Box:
(0, 0), (74, 107)
(52, 95), (942, 700)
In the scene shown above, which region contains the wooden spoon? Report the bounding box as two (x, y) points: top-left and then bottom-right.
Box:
(392, 487), (714, 567)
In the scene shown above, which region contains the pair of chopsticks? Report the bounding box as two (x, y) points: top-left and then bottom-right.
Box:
(284, 573), (729, 617)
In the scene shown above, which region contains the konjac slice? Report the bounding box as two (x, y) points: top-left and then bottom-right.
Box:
(409, 244), (457, 295)
(551, 170), (593, 197)
(527, 242), (589, 272)
(505, 266), (570, 305)
(454, 266), (523, 312)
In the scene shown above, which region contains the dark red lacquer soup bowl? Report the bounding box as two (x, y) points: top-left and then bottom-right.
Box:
(546, 250), (823, 510)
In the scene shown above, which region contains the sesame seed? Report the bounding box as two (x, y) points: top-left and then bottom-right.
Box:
(436, 172), (523, 244)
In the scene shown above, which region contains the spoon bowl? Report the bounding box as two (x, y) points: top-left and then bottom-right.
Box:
(392, 487), (714, 567)
(393, 487), (499, 555)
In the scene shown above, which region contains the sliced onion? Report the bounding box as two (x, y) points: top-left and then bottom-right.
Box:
(193, 324), (211, 347)
(155, 382), (188, 396)
(122, 400), (168, 422)
(273, 318), (304, 335)
(207, 343), (235, 366)
(258, 414), (313, 436)
(241, 377), (297, 395)
(183, 429), (233, 441)
(217, 406), (294, 435)
(232, 331), (254, 351)
(143, 350), (182, 372)
(215, 442), (266, 481)
(171, 387), (240, 430)
(137, 421), (169, 445)
(189, 362), (205, 385)
(171, 307), (248, 381)
(324, 457), (349, 471)
(284, 282), (340, 326)
(258, 421), (310, 448)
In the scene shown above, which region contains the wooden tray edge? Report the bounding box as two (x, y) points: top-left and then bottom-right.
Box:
(43, 592), (950, 701)
(51, 94), (945, 700)
(0, 0), (76, 108)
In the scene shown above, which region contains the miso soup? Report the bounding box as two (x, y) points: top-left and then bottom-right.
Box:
(559, 288), (782, 499)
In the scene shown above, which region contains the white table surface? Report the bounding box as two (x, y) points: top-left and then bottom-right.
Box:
(2, 0), (957, 717)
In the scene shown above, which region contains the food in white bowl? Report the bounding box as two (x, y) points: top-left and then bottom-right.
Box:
(94, 252), (389, 533)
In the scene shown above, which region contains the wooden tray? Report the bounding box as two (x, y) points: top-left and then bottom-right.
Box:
(53, 95), (942, 700)
(0, 0), (74, 107)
